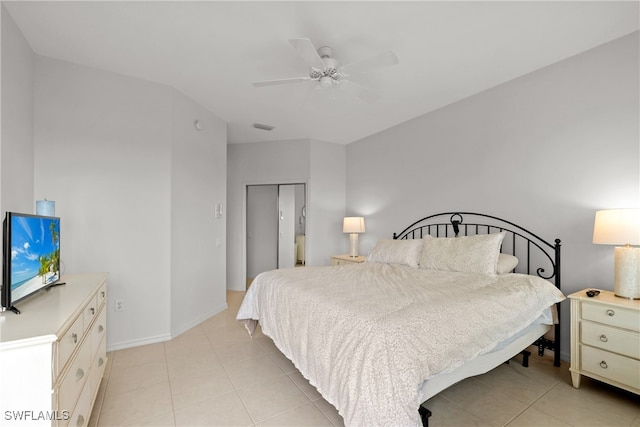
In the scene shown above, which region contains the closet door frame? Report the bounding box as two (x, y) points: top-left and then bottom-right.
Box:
(243, 181), (307, 289)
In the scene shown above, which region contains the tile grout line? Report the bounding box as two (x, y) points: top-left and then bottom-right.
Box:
(502, 375), (571, 427)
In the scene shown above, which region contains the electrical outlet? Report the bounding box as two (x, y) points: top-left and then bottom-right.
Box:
(115, 299), (124, 312)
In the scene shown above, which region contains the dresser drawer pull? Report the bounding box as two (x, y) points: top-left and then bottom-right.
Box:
(76, 368), (85, 381)
(98, 357), (105, 367)
(606, 309), (615, 317)
(76, 414), (85, 427)
(599, 334), (608, 342)
(98, 325), (104, 333)
(90, 307), (95, 315)
(72, 333), (78, 344)
(101, 291), (106, 298)
(599, 361), (608, 369)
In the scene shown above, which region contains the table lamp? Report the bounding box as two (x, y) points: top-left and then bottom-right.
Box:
(343, 217), (366, 257)
(593, 208), (640, 299)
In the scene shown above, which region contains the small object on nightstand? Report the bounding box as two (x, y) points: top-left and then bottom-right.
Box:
(569, 289), (640, 395)
(331, 254), (366, 266)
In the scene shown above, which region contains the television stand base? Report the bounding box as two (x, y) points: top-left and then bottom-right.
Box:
(48, 282), (66, 288)
(4, 305), (21, 315)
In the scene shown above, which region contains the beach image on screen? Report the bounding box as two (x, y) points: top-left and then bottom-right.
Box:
(10, 215), (60, 302)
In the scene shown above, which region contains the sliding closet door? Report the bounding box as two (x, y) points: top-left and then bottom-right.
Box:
(246, 185), (278, 286)
(277, 185), (296, 269)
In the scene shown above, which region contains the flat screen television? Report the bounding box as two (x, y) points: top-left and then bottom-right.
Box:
(1, 212), (61, 314)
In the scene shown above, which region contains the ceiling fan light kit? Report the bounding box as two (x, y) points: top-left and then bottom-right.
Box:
(252, 38), (399, 103)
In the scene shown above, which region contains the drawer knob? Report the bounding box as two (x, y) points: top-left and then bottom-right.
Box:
(599, 334), (608, 342)
(76, 368), (85, 381)
(98, 325), (104, 333)
(76, 414), (85, 427)
(101, 291), (106, 298)
(599, 361), (608, 369)
(72, 333), (78, 344)
(90, 307), (95, 315)
(606, 309), (615, 317)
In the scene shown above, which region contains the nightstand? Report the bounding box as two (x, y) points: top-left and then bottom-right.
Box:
(569, 289), (640, 395)
(331, 254), (366, 266)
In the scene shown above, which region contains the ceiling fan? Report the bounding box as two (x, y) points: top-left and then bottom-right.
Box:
(252, 38), (399, 103)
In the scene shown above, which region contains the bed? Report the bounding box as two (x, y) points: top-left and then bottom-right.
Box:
(236, 212), (565, 426)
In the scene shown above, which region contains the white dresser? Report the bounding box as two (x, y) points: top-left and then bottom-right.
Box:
(0, 273), (108, 426)
(569, 289), (639, 395)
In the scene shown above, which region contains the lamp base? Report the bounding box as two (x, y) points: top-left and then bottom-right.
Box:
(349, 233), (359, 258)
(613, 246), (640, 299)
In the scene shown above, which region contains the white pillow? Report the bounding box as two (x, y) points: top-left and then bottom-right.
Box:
(366, 239), (423, 268)
(420, 232), (506, 275)
(497, 253), (519, 274)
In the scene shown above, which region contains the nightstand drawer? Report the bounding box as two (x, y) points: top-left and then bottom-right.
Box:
(582, 301), (639, 332)
(581, 346), (640, 390)
(582, 322), (640, 358)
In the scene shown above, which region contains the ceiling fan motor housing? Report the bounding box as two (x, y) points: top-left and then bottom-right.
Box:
(310, 47), (340, 82)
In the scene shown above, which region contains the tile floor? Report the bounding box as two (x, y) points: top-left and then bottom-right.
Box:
(90, 291), (640, 427)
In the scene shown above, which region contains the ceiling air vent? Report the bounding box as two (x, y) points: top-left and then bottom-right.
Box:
(252, 123), (275, 131)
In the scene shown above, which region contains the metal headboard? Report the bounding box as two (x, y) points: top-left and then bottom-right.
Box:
(393, 212), (562, 366)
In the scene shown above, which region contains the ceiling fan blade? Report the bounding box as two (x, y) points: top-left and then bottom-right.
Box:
(289, 38), (326, 70)
(252, 77), (312, 87)
(342, 51), (399, 76)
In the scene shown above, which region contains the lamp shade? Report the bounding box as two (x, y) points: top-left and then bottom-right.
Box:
(343, 217), (365, 234)
(593, 209), (640, 245)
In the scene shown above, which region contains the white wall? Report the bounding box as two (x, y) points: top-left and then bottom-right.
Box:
(226, 139), (346, 291)
(227, 140), (310, 291)
(346, 32), (640, 360)
(31, 56), (227, 349)
(169, 91), (227, 336)
(34, 56), (174, 348)
(1, 4), (34, 216)
(309, 140), (347, 263)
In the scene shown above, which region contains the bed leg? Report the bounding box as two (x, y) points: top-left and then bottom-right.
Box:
(419, 404), (432, 427)
(521, 349), (531, 367)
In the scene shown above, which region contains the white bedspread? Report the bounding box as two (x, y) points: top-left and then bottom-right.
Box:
(236, 263), (565, 426)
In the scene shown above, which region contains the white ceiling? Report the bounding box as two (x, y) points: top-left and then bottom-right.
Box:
(4, 1), (639, 144)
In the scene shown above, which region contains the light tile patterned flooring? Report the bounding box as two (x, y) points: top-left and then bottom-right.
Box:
(91, 291), (640, 427)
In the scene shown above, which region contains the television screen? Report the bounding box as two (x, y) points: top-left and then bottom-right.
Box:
(2, 212), (60, 311)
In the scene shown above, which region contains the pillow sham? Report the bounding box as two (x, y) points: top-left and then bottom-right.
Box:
(366, 239), (423, 268)
(420, 232), (506, 275)
(497, 253), (519, 274)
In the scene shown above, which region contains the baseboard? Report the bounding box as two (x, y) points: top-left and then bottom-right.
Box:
(107, 333), (172, 352)
(106, 302), (228, 352)
(169, 303), (228, 339)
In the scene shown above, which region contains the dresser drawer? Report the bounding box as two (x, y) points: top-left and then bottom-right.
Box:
(58, 341), (91, 417)
(90, 337), (107, 400)
(83, 294), (98, 327)
(581, 345), (640, 390)
(582, 321), (640, 358)
(57, 315), (85, 377)
(96, 283), (107, 309)
(90, 308), (107, 360)
(64, 376), (91, 427)
(582, 301), (640, 332)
